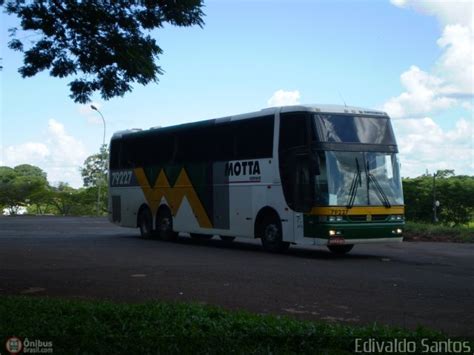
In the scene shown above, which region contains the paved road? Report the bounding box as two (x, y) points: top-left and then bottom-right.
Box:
(1, 216), (473, 336)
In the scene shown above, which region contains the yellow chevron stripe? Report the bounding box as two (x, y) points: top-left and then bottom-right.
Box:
(134, 167), (213, 229)
(309, 206), (405, 216)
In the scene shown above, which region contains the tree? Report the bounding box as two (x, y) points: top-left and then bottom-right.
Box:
(0, 164), (49, 214)
(75, 186), (106, 216)
(402, 176), (432, 222)
(435, 169), (455, 179)
(437, 176), (474, 226)
(3, 0), (205, 103)
(13, 164), (46, 178)
(81, 145), (109, 187)
(403, 172), (474, 226)
(0, 167), (17, 213)
(48, 182), (78, 216)
(80, 146), (109, 214)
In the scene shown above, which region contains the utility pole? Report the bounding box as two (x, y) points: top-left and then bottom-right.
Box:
(432, 171), (439, 223)
(91, 105), (106, 216)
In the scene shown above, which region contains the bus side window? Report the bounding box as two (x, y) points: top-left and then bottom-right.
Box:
(279, 113), (308, 152)
(124, 138), (140, 168)
(233, 116), (274, 160)
(214, 124), (235, 161)
(110, 140), (121, 170)
(154, 133), (176, 165)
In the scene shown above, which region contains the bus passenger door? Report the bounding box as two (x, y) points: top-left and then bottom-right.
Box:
(293, 155), (314, 212)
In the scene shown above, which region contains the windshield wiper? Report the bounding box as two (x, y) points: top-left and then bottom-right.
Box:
(346, 158), (362, 208)
(367, 172), (391, 208)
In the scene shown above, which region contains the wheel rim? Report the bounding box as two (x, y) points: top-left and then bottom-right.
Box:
(159, 217), (170, 232)
(140, 213), (151, 235)
(264, 224), (279, 243)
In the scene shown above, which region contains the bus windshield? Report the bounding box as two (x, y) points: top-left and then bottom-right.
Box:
(313, 151), (404, 206)
(313, 114), (396, 144)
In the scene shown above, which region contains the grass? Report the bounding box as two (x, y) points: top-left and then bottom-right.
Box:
(0, 296), (450, 354)
(404, 221), (474, 243)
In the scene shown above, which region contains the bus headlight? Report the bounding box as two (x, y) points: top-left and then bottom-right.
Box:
(392, 228), (403, 234)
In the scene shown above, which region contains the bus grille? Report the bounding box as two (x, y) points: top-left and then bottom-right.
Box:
(348, 215), (388, 222)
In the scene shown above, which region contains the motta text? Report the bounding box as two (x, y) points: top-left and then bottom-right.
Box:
(225, 161), (261, 177)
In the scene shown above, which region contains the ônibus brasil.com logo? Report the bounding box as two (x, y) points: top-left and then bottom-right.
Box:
(5, 337), (23, 354)
(5, 336), (53, 354)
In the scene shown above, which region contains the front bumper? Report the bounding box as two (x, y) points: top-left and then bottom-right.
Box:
(304, 218), (404, 245)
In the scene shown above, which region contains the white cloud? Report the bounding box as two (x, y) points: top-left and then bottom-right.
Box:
(267, 89), (301, 107)
(393, 117), (473, 177)
(1, 119), (88, 187)
(384, 0), (473, 118)
(436, 24), (473, 96)
(382, 66), (457, 118)
(390, 0), (473, 29)
(4, 142), (50, 163)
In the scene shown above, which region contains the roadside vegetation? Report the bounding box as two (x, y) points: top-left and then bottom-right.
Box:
(403, 170), (473, 227)
(402, 170), (474, 242)
(0, 296), (448, 354)
(403, 222), (474, 243)
(0, 147), (108, 216)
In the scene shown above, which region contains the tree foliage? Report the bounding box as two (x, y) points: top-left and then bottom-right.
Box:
(3, 0), (204, 103)
(13, 164), (47, 179)
(0, 162), (108, 216)
(0, 164), (49, 214)
(403, 171), (474, 226)
(81, 145), (108, 187)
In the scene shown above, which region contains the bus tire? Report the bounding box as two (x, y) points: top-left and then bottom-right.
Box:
(327, 244), (354, 255)
(138, 207), (153, 239)
(260, 215), (289, 253)
(156, 207), (178, 241)
(190, 233), (213, 240)
(219, 236), (235, 242)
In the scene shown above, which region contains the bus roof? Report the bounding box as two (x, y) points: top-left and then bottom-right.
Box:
(112, 104), (388, 140)
(275, 104), (387, 116)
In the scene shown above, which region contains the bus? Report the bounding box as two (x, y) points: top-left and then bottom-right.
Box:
(108, 105), (404, 254)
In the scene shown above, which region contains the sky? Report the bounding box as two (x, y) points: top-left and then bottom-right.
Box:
(0, 0), (473, 187)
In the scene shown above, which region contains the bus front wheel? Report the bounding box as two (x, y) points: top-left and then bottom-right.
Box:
(260, 216), (289, 253)
(138, 208), (153, 239)
(156, 208), (178, 241)
(327, 244), (354, 255)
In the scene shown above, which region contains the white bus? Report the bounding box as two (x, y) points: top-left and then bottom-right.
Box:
(108, 105), (404, 254)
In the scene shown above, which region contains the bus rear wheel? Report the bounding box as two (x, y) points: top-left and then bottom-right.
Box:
(327, 244), (354, 255)
(156, 208), (178, 241)
(260, 216), (289, 253)
(138, 208), (153, 239)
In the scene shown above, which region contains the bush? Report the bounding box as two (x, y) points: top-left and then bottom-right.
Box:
(403, 172), (474, 226)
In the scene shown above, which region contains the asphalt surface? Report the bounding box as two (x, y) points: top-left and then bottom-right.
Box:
(1, 216), (473, 336)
